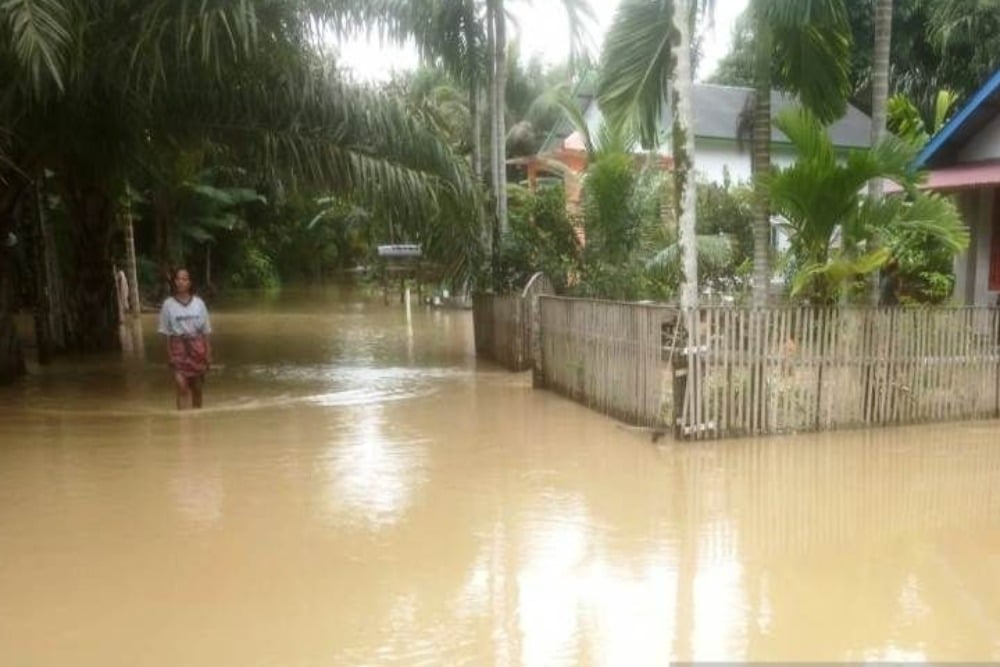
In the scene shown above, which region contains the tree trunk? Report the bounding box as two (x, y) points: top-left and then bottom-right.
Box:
(0, 312), (25, 383)
(869, 0), (893, 304)
(34, 175), (70, 350)
(672, 0), (699, 311)
(30, 175), (53, 364)
(490, 0), (508, 237)
(123, 196), (141, 316)
(486, 2), (499, 281)
(470, 84), (483, 182)
(0, 261), (25, 380)
(0, 249), (25, 382)
(0, 187), (26, 382)
(869, 0), (893, 199)
(466, 0), (483, 185)
(65, 184), (118, 352)
(153, 188), (174, 301)
(751, 11), (773, 308)
(205, 244), (212, 288)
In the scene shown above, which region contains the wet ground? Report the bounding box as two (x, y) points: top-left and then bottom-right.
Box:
(2, 287), (999, 665)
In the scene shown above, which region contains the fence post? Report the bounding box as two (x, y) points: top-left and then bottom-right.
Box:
(995, 307), (1000, 419)
(532, 294), (544, 388)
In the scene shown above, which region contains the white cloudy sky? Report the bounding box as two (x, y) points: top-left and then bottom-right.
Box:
(336, 0), (750, 82)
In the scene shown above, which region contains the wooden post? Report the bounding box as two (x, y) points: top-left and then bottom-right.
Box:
(531, 293), (544, 388)
(32, 175), (53, 365)
(815, 308), (826, 431)
(994, 308), (1000, 418)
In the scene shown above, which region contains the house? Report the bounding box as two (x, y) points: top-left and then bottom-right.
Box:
(912, 69), (1000, 307)
(525, 83), (872, 207)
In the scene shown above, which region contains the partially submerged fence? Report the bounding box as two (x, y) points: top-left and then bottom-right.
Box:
(673, 307), (1000, 439)
(472, 273), (554, 372)
(536, 297), (677, 426)
(473, 290), (1000, 439)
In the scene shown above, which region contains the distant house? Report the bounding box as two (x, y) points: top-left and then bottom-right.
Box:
(523, 83), (872, 206)
(912, 69), (1000, 307)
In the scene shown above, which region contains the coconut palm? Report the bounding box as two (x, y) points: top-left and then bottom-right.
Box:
(763, 107), (968, 304)
(0, 0), (477, 364)
(597, 0), (704, 309)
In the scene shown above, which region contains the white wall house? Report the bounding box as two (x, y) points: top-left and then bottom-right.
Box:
(913, 68), (1000, 307)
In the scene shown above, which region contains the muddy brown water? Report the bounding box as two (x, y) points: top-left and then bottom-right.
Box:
(2, 287), (1000, 665)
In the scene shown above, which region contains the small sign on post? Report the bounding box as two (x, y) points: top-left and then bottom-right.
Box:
(377, 244), (422, 259)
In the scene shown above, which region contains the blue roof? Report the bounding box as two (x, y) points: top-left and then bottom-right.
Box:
(916, 67), (1000, 168)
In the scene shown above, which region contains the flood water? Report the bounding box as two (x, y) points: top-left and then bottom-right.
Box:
(2, 286), (1000, 665)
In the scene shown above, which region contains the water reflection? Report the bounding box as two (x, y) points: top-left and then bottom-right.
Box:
(322, 404), (427, 529)
(168, 418), (225, 527)
(658, 431), (1000, 662)
(118, 317), (146, 359)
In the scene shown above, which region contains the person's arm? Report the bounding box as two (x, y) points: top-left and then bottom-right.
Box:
(158, 301), (171, 362)
(157, 301), (170, 335)
(201, 301), (213, 366)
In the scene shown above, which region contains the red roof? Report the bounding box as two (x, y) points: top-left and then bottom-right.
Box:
(889, 160), (1000, 192)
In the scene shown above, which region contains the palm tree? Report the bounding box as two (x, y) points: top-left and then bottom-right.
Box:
(748, 0), (853, 306)
(598, 0), (703, 309)
(867, 0), (894, 304)
(764, 107), (968, 304)
(600, 0), (853, 308)
(351, 0), (593, 263)
(0, 0), (477, 362)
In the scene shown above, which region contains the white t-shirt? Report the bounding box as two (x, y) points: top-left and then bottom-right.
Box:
(158, 296), (212, 337)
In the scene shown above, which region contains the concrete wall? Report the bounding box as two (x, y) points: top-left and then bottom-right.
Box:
(953, 188), (999, 306)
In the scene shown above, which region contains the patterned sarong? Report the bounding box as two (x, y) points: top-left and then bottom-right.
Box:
(168, 335), (209, 378)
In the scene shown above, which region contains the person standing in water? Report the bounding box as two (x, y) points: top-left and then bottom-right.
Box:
(158, 268), (213, 410)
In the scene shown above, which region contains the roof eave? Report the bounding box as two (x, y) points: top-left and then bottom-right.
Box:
(916, 66), (1000, 169)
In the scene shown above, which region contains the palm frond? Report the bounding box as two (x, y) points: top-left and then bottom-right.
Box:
(647, 234), (734, 270)
(559, 0), (597, 72)
(597, 0), (672, 149)
(528, 83), (595, 154)
(764, 0), (852, 123)
(1, 0), (74, 95)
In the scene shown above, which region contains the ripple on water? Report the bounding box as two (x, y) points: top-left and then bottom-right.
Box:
(4, 364), (465, 420)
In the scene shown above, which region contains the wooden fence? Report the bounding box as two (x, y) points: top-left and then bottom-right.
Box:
(528, 298), (1000, 439)
(676, 307), (1000, 439)
(472, 273), (554, 372)
(473, 293), (529, 370)
(535, 297), (677, 426)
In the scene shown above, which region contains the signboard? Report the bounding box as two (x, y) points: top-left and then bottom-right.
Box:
(377, 244), (422, 259)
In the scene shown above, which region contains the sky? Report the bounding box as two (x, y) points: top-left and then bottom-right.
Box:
(336, 0), (751, 83)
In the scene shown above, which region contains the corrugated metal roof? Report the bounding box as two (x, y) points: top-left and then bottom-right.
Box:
(553, 83), (872, 151)
(890, 160), (1000, 192)
(695, 84), (871, 148)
